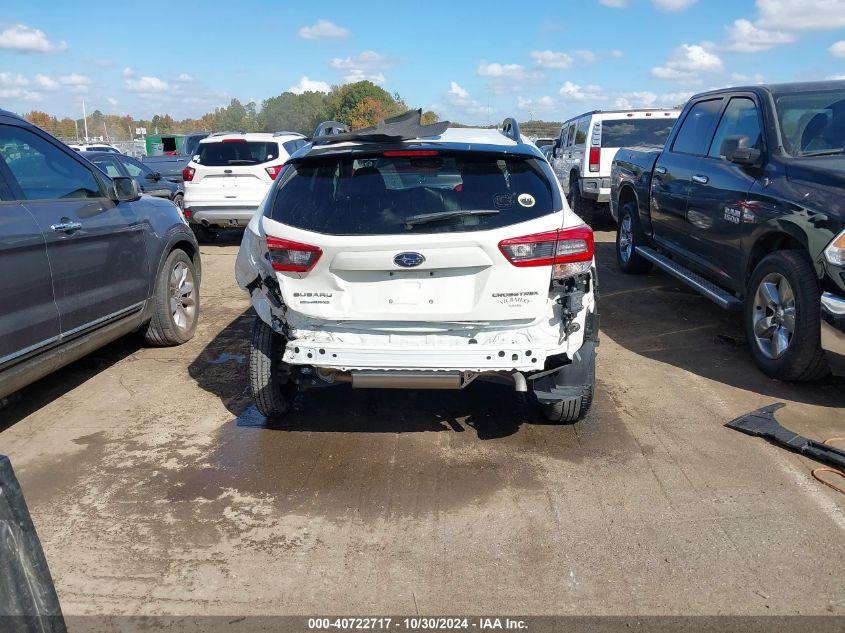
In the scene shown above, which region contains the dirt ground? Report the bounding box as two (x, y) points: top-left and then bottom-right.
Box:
(1, 227), (844, 616)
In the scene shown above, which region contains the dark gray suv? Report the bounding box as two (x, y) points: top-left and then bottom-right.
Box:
(0, 110), (201, 400)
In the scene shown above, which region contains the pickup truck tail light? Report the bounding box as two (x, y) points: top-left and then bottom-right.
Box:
(266, 236), (322, 273)
(588, 147), (601, 173)
(182, 167), (195, 182)
(499, 225), (594, 277)
(824, 229), (845, 266)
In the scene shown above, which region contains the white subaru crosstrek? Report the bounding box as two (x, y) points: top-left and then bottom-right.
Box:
(182, 131), (307, 239)
(235, 111), (598, 423)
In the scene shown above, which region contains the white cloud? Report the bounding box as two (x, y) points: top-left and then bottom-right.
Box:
(0, 87), (40, 101)
(330, 50), (393, 71)
(298, 19), (350, 40)
(531, 50), (573, 69)
(34, 74), (58, 90)
(444, 81), (492, 119)
(756, 0), (845, 31)
(517, 95), (558, 113)
(59, 73), (90, 86)
(559, 81), (606, 101)
(122, 67), (135, 78)
(125, 76), (169, 93)
(478, 62), (531, 78)
(107, 97), (118, 107)
(178, 73), (194, 82)
(652, 0), (697, 9)
(341, 69), (386, 85)
(0, 73), (28, 87)
(829, 73), (845, 79)
(288, 75), (331, 94)
(651, 43), (722, 84)
(831, 40), (845, 58)
(575, 50), (599, 64)
(599, 0), (629, 7)
(725, 19), (795, 52)
(0, 24), (66, 52)
(730, 72), (766, 84)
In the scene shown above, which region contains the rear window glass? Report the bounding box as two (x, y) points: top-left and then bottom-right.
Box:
(601, 118), (677, 148)
(267, 153), (561, 235)
(283, 139), (307, 155)
(195, 141), (279, 166)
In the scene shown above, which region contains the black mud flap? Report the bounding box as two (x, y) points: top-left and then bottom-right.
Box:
(0, 455), (66, 633)
(530, 341), (597, 404)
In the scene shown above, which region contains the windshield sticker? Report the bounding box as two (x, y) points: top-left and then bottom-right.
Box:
(518, 193), (536, 208)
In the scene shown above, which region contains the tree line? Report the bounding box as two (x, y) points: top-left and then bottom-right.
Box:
(24, 81), (441, 142)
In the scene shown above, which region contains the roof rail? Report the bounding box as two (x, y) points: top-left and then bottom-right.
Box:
(312, 121), (350, 138)
(209, 131), (244, 137)
(501, 118), (521, 143)
(273, 130), (305, 137)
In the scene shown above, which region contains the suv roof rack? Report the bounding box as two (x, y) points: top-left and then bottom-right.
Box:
(309, 110), (450, 146)
(501, 118), (521, 143)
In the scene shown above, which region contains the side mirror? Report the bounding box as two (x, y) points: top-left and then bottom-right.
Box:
(720, 135), (761, 166)
(111, 176), (140, 202)
(146, 171), (161, 181)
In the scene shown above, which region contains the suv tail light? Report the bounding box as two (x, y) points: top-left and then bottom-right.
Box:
(265, 165), (284, 180)
(499, 225), (594, 277)
(588, 147), (600, 173)
(266, 236), (322, 272)
(182, 166), (195, 182)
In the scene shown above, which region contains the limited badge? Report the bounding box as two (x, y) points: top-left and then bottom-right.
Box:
(517, 193), (536, 208)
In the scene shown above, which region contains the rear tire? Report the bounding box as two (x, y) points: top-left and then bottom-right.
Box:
(144, 249), (199, 346)
(744, 250), (829, 381)
(191, 223), (217, 243)
(569, 180), (596, 226)
(616, 201), (652, 274)
(250, 316), (296, 419)
(541, 350), (596, 424)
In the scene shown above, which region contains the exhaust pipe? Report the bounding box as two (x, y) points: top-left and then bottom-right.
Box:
(200, 219), (211, 227)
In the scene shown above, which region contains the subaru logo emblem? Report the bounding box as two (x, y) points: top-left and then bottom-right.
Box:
(393, 252), (425, 268)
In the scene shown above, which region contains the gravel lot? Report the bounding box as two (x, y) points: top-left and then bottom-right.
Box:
(1, 227), (844, 616)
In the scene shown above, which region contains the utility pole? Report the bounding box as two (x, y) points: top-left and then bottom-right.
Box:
(82, 99), (89, 142)
(74, 119), (79, 143)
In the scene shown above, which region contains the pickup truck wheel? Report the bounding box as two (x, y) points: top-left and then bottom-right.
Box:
(569, 181), (595, 226)
(745, 250), (829, 381)
(250, 316), (296, 419)
(144, 249), (199, 346)
(616, 202), (652, 274)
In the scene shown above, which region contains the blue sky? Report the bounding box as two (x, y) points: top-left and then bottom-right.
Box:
(2, 0), (845, 123)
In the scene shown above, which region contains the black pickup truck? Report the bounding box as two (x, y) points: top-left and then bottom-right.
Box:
(610, 81), (845, 381)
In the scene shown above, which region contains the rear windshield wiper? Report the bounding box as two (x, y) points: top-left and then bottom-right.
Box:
(404, 209), (499, 229)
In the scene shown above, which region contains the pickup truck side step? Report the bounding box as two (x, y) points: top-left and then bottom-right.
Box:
(635, 246), (743, 311)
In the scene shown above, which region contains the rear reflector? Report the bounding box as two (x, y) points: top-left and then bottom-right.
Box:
(589, 147), (600, 173)
(499, 225), (594, 269)
(182, 167), (195, 182)
(266, 236), (322, 273)
(265, 164), (284, 180)
(183, 208), (191, 218)
(382, 150), (439, 157)
(222, 138), (246, 143)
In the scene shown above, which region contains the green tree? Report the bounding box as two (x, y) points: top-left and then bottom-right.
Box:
(323, 81), (401, 125)
(257, 91), (328, 134)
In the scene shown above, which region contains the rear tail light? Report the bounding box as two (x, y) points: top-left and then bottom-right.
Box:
(499, 225), (594, 277)
(265, 236), (322, 273)
(183, 208), (191, 218)
(265, 164), (284, 180)
(589, 147), (600, 173)
(182, 167), (195, 182)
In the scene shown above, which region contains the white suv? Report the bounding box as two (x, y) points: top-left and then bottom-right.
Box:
(182, 131), (307, 238)
(550, 109), (679, 224)
(236, 112), (598, 423)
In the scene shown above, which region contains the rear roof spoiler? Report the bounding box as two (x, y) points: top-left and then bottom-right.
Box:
(309, 110), (449, 146)
(501, 118), (521, 143)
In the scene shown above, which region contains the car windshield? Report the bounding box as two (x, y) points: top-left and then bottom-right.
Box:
(600, 118), (677, 148)
(267, 152), (560, 235)
(195, 141), (279, 166)
(774, 88), (845, 156)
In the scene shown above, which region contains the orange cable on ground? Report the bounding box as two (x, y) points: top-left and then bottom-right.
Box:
(811, 438), (845, 496)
